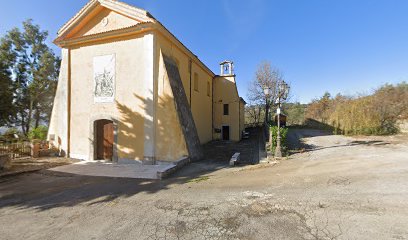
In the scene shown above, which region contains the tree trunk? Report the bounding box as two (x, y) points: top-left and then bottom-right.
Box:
(26, 100), (34, 135)
(34, 106), (40, 128)
(21, 110), (27, 135)
(264, 102), (270, 139)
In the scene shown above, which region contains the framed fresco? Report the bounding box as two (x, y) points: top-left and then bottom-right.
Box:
(93, 54), (115, 103)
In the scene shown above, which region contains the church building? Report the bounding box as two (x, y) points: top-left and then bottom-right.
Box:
(48, 0), (246, 164)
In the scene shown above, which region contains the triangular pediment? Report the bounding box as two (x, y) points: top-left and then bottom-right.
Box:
(55, 0), (155, 44)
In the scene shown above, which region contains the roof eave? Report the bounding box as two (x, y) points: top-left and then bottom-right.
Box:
(54, 22), (154, 48)
(55, 0), (155, 43)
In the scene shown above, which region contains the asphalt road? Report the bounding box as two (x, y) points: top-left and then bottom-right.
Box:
(0, 129), (407, 240)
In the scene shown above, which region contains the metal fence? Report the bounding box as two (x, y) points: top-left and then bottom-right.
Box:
(0, 142), (31, 159)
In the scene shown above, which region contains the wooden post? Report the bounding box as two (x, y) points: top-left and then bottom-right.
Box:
(31, 142), (40, 158)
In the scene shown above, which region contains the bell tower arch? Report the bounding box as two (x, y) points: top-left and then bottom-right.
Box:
(220, 60), (234, 76)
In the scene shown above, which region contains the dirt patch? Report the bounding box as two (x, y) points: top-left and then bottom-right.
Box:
(0, 157), (78, 177)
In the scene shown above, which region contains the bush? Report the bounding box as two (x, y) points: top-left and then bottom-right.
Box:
(305, 82), (408, 135)
(269, 126), (289, 155)
(0, 128), (25, 142)
(28, 126), (48, 141)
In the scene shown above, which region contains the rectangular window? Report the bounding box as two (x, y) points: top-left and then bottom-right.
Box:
(223, 104), (229, 115)
(194, 73), (199, 91)
(207, 81), (210, 97)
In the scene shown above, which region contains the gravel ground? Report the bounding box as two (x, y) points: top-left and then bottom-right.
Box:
(0, 129), (408, 240)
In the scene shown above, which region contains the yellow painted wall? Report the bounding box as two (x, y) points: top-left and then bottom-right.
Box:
(155, 33), (213, 144)
(213, 76), (242, 141)
(155, 49), (189, 161)
(69, 34), (150, 161)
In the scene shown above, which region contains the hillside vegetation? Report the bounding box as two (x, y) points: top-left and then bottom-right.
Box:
(305, 82), (408, 135)
(245, 82), (408, 135)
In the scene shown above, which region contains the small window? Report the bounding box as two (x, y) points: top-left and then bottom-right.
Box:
(194, 73), (199, 92)
(207, 81), (211, 97)
(223, 104), (229, 115)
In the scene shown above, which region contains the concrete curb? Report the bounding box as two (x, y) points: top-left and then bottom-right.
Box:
(157, 157), (190, 179)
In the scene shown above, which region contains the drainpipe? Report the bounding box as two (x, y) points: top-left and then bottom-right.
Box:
(67, 49), (71, 158)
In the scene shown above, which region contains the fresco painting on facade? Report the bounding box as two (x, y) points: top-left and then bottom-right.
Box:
(48, 0), (246, 163)
(94, 54), (115, 103)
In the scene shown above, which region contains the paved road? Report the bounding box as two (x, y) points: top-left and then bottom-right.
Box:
(1, 129), (408, 239)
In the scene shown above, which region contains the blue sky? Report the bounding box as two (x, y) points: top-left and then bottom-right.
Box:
(1, 0), (408, 103)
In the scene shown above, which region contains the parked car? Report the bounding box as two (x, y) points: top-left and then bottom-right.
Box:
(242, 130), (250, 139)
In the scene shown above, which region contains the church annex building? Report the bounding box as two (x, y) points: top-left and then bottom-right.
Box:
(48, 0), (246, 164)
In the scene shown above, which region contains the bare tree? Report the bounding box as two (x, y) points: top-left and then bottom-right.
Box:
(247, 61), (286, 125)
(245, 104), (264, 126)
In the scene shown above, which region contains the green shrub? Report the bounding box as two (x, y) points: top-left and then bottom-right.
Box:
(269, 126), (289, 155)
(28, 126), (48, 141)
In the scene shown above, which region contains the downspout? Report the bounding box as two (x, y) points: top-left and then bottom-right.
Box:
(67, 49), (71, 157)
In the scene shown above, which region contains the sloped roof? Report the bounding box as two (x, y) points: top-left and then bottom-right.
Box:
(55, 0), (155, 42)
(55, 0), (216, 77)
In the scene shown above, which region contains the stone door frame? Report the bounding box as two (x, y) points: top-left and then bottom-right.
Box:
(89, 114), (118, 162)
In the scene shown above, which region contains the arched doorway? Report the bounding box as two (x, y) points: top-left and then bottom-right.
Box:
(94, 119), (114, 161)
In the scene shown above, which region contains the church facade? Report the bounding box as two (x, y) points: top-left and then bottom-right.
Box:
(48, 0), (246, 163)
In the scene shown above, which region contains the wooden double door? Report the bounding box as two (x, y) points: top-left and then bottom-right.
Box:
(95, 120), (114, 161)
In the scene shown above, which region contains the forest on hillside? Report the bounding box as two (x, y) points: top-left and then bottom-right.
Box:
(305, 82), (408, 135)
(245, 82), (408, 135)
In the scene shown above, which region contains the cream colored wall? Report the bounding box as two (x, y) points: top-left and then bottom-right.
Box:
(71, 8), (139, 38)
(48, 48), (69, 155)
(213, 76), (241, 141)
(155, 34), (213, 144)
(69, 34), (151, 161)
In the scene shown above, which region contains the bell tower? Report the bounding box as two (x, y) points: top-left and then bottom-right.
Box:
(220, 60), (234, 76)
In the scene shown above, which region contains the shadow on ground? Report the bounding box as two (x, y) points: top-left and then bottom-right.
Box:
(202, 127), (262, 165)
(0, 166), (225, 211)
(0, 128), (263, 211)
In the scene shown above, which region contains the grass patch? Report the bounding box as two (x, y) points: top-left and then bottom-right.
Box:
(187, 176), (210, 183)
